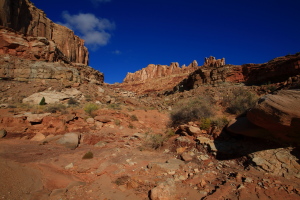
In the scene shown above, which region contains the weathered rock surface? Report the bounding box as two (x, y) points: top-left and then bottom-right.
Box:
(0, 0), (88, 65)
(204, 56), (225, 67)
(249, 147), (300, 179)
(247, 89), (300, 144)
(123, 61), (199, 83)
(172, 53), (300, 93)
(0, 129), (7, 138)
(56, 132), (80, 149)
(22, 88), (82, 104)
(0, 1), (104, 84)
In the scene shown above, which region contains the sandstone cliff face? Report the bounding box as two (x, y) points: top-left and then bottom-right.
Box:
(0, 0), (104, 84)
(173, 54), (300, 93)
(0, 0), (88, 65)
(0, 54), (104, 84)
(123, 61), (199, 82)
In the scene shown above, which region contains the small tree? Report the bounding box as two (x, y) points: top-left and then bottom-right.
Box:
(39, 97), (46, 105)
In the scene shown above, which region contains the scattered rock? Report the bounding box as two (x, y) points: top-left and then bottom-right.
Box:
(181, 152), (193, 162)
(150, 179), (176, 200)
(65, 163), (74, 170)
(56, 132), (80, 149)
(31, 133), (46, 141)
(0, 129), (7, 138)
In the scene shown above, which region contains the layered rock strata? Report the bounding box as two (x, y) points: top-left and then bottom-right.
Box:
(123, 61), (199, 83)
(0, 0), (88, 65)
(173, 53), (300, 92)
(0, 54), (104, 84)
(0, 0), (104, 84)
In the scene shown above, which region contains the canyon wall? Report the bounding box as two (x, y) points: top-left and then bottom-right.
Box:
(0, 0), (88, 65)
(0, 0), (104, 84)
(123, 60), (199, 82)
(173, 54), (300, 92)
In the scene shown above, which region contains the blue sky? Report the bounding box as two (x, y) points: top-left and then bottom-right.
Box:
(31, 0), (300, 84)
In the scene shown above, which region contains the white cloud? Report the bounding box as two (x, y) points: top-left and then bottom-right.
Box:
(59, 12), (115, 49)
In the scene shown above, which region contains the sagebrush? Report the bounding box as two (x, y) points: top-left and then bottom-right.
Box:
(169, 96), (215, 127)
(222, 87), (258, 115)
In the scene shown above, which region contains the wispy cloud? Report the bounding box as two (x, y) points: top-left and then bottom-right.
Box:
(112, 50), (121, 55)
(58, 11), (115, 49)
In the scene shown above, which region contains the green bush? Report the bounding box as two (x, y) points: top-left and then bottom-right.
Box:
(130, 114), (138, 121)
(84, 103), (99, 116)
(211, 116), (229, 130)
(222, 87), (258, 115)
(39, 97), (46, 105)
(147, 134), (165, 149)
(169, 96), (215, 127)
(200, 118), (211, 131)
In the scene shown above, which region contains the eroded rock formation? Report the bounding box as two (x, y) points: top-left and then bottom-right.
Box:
(173, 53), (300, 93)
(204, 56), (225, 67)
(0, 0), (88, 65)
(0, 0), (104, 84)
(123, 61), (199, 83)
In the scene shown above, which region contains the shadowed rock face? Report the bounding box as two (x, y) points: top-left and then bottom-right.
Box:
(227, 89), (300, 145)
(172, 54), (300, 93)
(0, 0), (89, 65)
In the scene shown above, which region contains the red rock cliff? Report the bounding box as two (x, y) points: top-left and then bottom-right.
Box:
(123, 61), (199, 83)
(0, 0), (88, 65)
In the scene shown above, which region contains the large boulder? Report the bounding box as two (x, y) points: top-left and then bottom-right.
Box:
(247, 90), (300, 144)
(22, 88), (82, 105)
(57, 132), (80, 149)
(0, 129), (7, 138)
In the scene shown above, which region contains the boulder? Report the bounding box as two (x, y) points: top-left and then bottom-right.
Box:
(150, 179), (176, 200)
(26, 113), (51, 123)
(31, 133), (46, 141)
(0, 129), (7, 138)
(57, 133), (80, 149)
(247, 90), (300, 144)
(22, 89), (82, 105)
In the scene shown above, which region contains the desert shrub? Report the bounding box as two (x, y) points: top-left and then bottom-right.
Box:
(114, 176), (130, 186)
(200, 118), (211, 131)
(39, 97), (46, 105)
(82, 151), (93, 159)
(68, 97), (79, 105)
(165, 128), (175, 138)
(211, 116), (229, 130)
(130, 114), (138, 121)
(169, 96), (215, 127)
(222, 87), (258, 115)
(128, 123), (134, 129)
(44, 104), (67, 113)
(147, 134), (165, 149)
(107, 103), (121, 110)
(114, 119), (121, 126)
(84, 103), (99, 116)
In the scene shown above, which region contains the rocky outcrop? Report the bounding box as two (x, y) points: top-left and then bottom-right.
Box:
(123, 61), (199, 82)
(173, 53), (300, 93)
(242, 53), (300, 85)
(0, 0), (104, 84)
(204, 56), (225, 67)
(0, 0), (88, 65)
(0, 54), (104, 84)
(227, 89), (300, 145)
